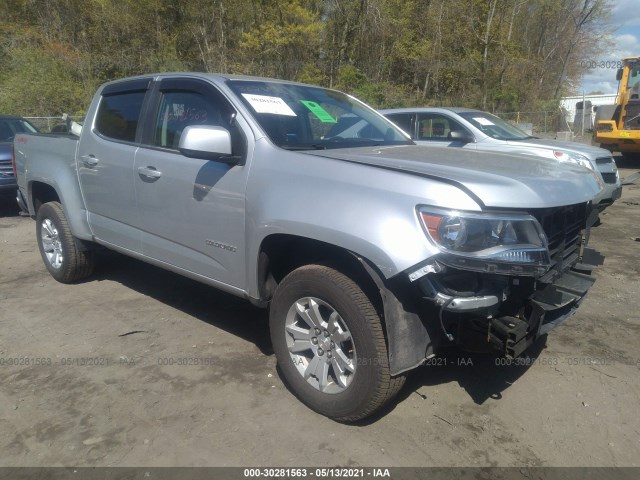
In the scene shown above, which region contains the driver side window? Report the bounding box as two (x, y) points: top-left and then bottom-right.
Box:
(416, 114), (466, 141)
(153, 91), (227, 149)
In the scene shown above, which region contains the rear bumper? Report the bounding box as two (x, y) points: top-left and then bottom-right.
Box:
(0, 175), (17, 191)
(596, 130), (640, 153)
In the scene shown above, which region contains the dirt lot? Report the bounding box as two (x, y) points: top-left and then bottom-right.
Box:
(1, 158), (639, 468)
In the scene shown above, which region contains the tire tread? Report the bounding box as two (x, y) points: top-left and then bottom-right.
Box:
(273, 264), (405, 422)
(37, 202), (94, 283)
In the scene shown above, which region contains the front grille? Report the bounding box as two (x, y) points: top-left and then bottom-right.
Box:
(529, 203), (588, 284)
(601, 172), (617, 184)
(0, 160), (13, 179)
(595, 156), (614, 165)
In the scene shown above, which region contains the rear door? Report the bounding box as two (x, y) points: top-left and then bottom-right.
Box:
(133, 77), (250, 288)
(77, 78), (152, 252)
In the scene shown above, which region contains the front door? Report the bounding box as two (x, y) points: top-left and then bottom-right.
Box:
(133, 78), (250, 288)
(414, 113), (476, 149)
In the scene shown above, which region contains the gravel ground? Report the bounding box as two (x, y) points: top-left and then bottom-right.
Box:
(0, 157), (639, 467)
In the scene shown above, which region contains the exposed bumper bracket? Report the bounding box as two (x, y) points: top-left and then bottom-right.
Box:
(435, 292), (499, 311)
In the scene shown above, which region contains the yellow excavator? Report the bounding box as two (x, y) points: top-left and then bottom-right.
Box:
(594, 57), (640, 159)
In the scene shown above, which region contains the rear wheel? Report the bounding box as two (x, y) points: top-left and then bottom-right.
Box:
(269, 264), (405, 422)
(621, 152), (640, 160)
(36, 201), (94, 283)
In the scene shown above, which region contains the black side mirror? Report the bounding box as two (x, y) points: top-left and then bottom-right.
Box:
(449, 130), (475, 144)
(616, 68), (623, 81)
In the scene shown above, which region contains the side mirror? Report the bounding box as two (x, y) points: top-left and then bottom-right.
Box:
(616, 68), (623, 81)
(449, 130), (474, 143)
(178, 125), (240, 164)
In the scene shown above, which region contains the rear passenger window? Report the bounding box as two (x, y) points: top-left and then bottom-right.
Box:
(95, 91), (146, 142)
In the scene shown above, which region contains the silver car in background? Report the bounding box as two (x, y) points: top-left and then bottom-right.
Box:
(381, 108), (622, 211)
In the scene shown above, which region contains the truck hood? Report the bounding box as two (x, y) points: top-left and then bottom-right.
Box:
(505, 138), (611, 159)
(307, 145), (603, 209)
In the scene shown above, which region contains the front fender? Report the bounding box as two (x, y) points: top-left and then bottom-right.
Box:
(244, 141), (481, 298)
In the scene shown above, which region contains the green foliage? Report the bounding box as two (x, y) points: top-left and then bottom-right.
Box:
(0, 0), (613, 116)
(0, 30), (89, 115)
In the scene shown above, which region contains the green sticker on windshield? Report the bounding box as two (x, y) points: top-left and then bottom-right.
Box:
(300, 100), (337, 123)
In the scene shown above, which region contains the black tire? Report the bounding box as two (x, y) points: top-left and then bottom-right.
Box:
(621, 152), (640, 160)
(270, 264), (405, 422)
(36, 201), (94, 283)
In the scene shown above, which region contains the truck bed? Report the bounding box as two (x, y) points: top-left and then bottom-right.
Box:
(14, 133), (79, 192)
(14, 133), (91, 239)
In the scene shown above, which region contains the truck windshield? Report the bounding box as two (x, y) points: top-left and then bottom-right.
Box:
(627, 64), (640, 90)
(458, 111), (533, 141)
(227, 80), (413, 150)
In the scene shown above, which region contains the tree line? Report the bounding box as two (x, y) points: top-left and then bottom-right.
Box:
(0, 0), (612, 116)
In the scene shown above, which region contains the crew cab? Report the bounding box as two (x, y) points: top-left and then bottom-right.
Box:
(14, 73), (604, 421)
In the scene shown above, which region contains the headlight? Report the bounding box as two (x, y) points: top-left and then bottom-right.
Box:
(553, 150), (594, 170)
(419, 208), (551, 275)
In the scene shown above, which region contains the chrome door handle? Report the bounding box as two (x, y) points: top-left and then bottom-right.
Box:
(137, 166), (162, 179)
(80, 154), (99, 167)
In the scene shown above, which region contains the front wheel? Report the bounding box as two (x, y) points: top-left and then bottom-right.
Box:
(269, 264), (405, 422)
(36, 201), (94, 283)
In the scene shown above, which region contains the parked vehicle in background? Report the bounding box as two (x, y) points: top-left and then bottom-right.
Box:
(14, 74), (603, 421)
(381, 108), (621, 211)
(594, 56), (640, 159)
(0, 115), (38, 204)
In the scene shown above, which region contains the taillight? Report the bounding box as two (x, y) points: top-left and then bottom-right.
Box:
(11, 142), (17, 178)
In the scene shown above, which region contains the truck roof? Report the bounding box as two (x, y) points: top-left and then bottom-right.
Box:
(100, 72), (318, 89)
(380, 107), (483, 114)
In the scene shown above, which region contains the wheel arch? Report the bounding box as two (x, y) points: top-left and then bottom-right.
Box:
(257, 233), (434, 376)
(28, 179), (93, 241)
(29, 181), (60, 214)
(256, 234), (384, 313)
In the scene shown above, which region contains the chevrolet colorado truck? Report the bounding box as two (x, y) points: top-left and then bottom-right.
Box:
(14, 73), (604, 421)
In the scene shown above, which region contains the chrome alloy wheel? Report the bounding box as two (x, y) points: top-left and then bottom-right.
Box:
(40, 218), (63, 269)
(285, 297), (356, 393)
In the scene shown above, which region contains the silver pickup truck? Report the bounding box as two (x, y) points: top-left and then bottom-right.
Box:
(14, 73), (604, 421)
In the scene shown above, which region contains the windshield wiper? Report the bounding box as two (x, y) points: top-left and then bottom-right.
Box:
(510, 135), (537, 141)
(280, 144), (327, 151)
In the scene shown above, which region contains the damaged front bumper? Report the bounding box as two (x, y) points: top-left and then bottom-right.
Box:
(486, 268), (595, 358)
(415, 246), (603, 360)
(362, 202), (603, 376)
(366, 246), (603, 376)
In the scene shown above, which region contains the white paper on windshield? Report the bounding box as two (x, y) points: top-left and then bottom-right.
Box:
(242, 94), (297, 116)
(473, 117), (494, 126)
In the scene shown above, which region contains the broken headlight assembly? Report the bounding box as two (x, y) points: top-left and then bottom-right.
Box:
(418, 207), (551, 275)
